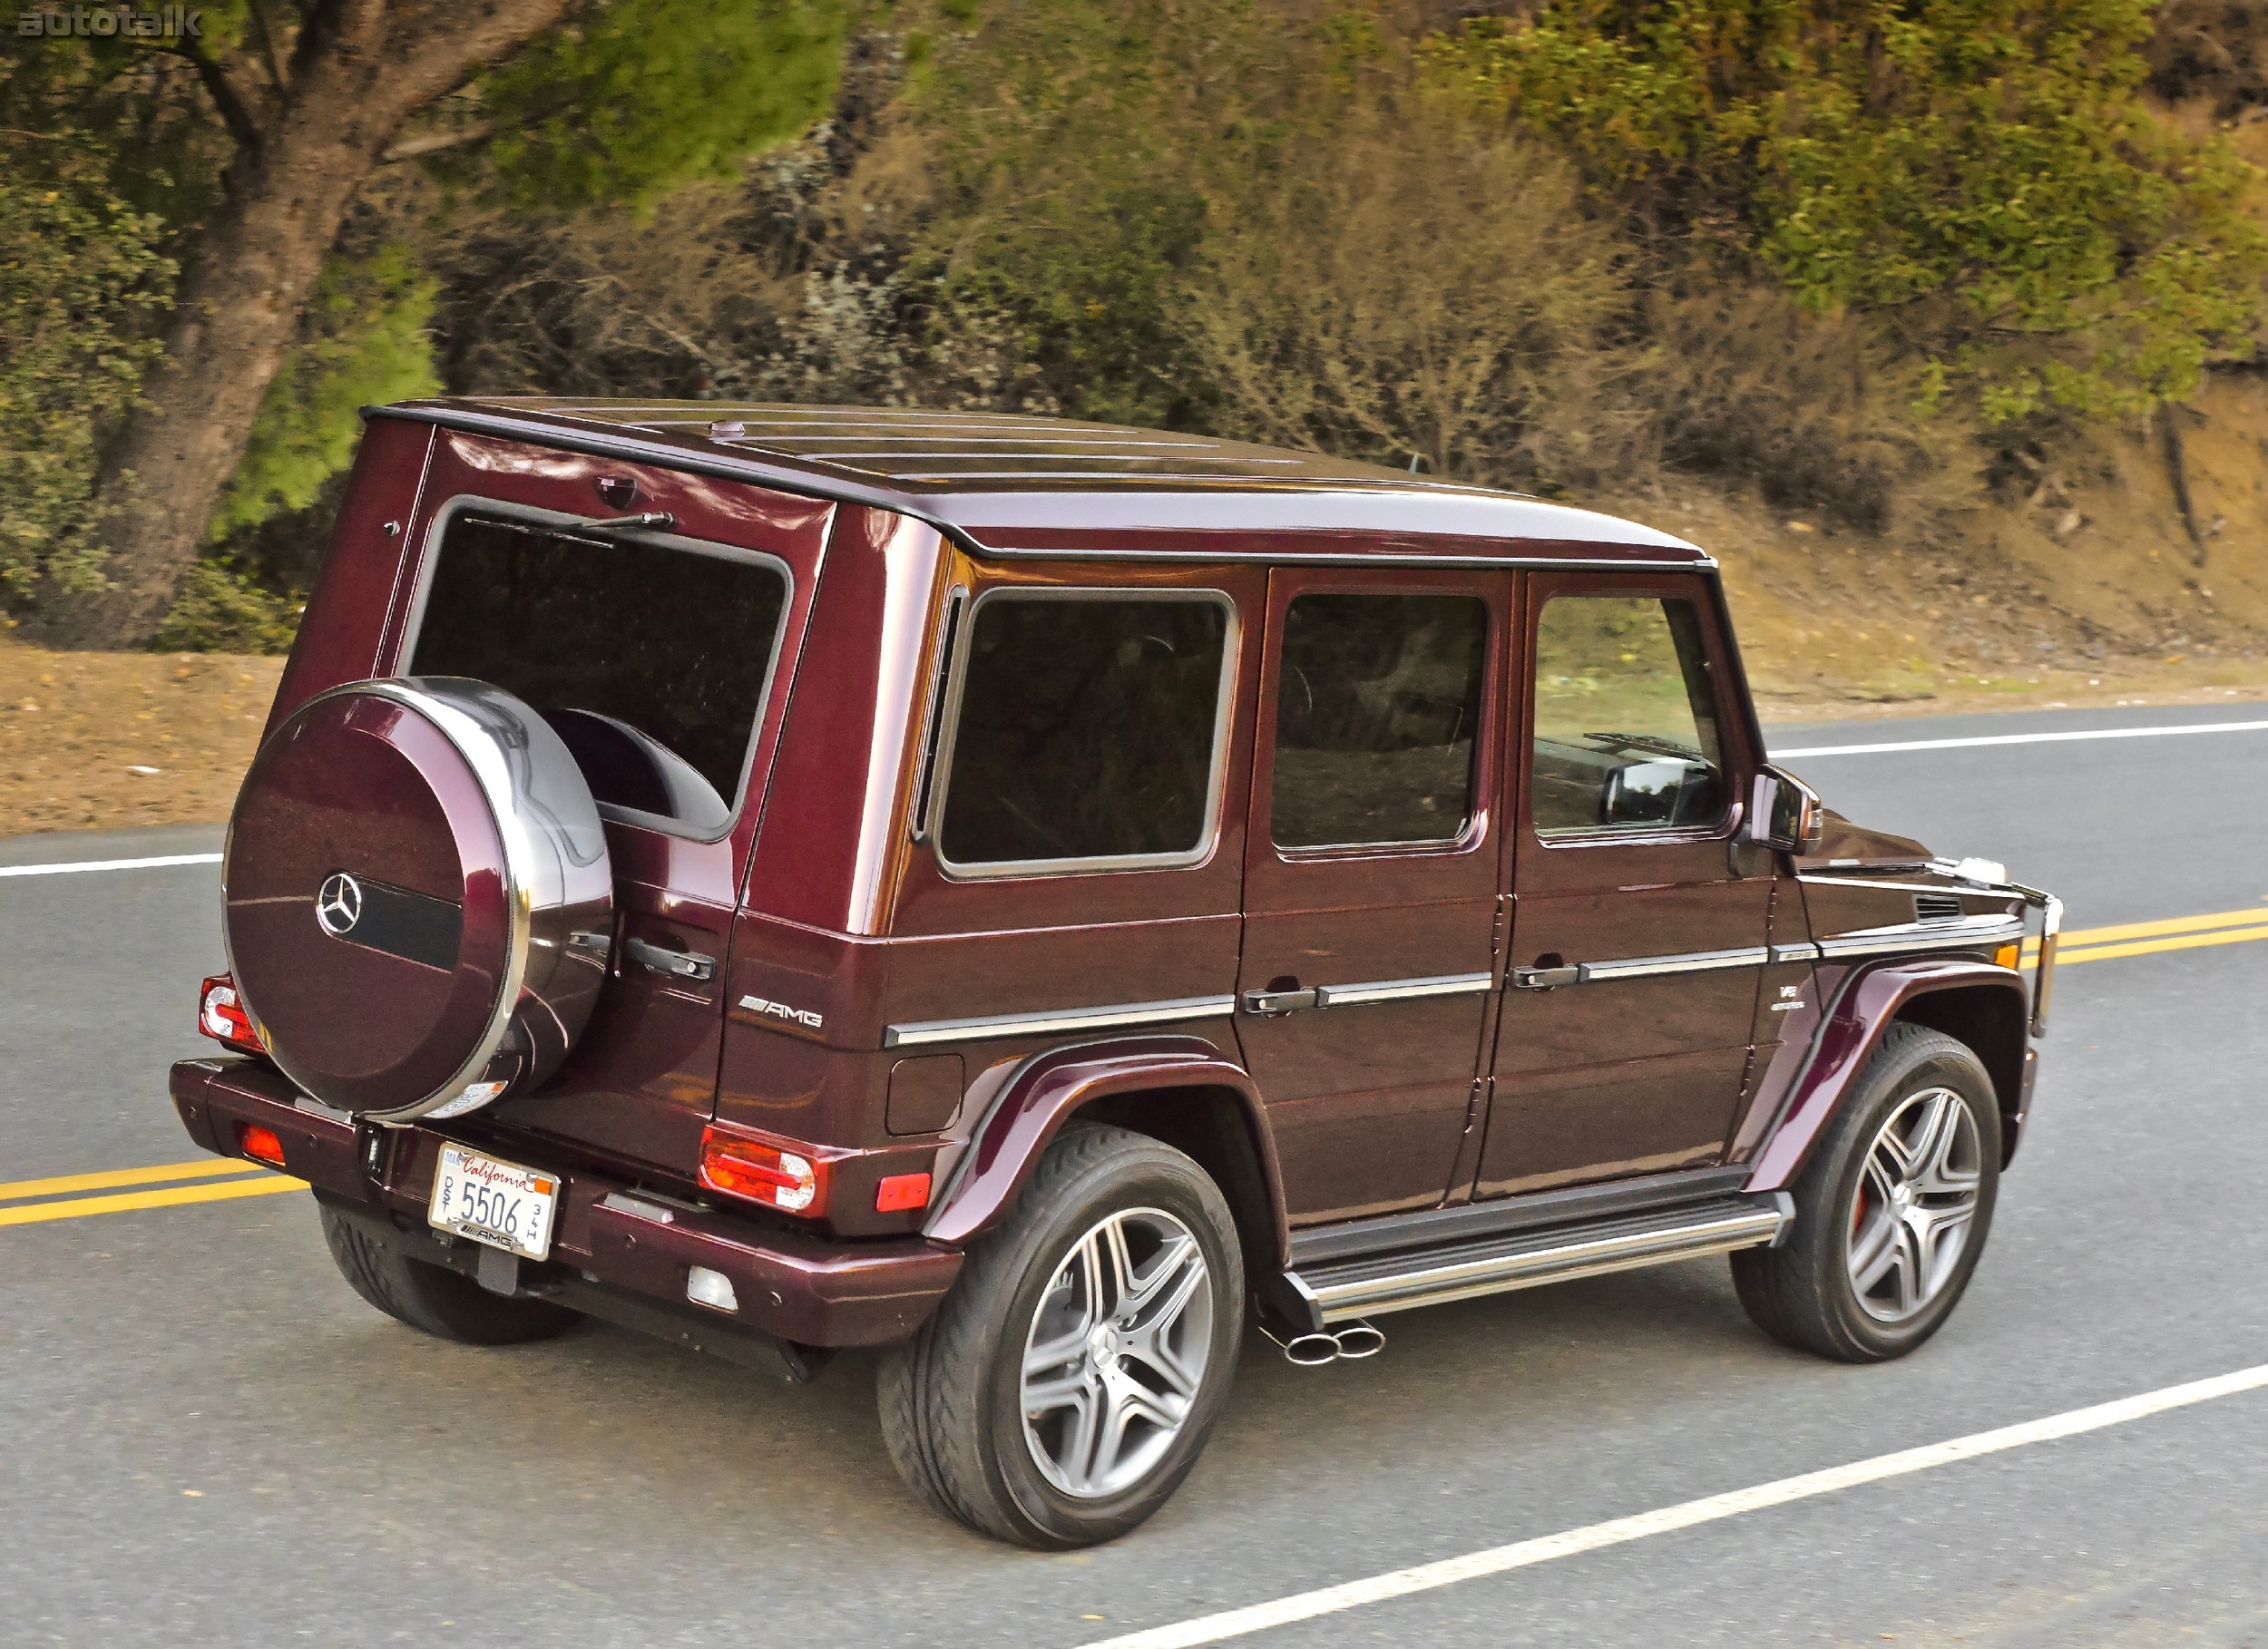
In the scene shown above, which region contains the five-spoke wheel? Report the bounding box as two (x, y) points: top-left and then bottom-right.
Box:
(1845, 1085), (1984, 1323)
(1020, 1207), (1216, 1498)
(879, 1124), (1243, 1547)
(1735, 1023), (2001, 1362)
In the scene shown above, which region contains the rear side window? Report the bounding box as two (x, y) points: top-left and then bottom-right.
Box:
(1270, 592), (1489, 849)
(1530, 594), (1725, 836)
(934, 591), (1232, 871)
(408, 512), (788, 836)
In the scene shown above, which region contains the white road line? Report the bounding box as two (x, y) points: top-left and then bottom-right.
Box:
(1775, 718), (2268, 758)
(0, 852), (222, 880)
(1084, 1361), (2268, 1649)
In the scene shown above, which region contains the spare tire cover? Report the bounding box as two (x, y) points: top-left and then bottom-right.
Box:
(224, 677), (612, 1123)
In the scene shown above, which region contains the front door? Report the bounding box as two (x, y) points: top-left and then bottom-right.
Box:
(1236, 569), (1510, 1225)
(1480, 572), (1770, 1197)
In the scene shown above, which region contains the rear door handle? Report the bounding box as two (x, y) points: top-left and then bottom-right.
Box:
(1242, 987), (1320, 1016)
(624, 937), (715, 982)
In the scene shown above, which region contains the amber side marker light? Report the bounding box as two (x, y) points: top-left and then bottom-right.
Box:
(1994, 943), (2021, 971)
(197, 975), (267, 1053)
(238, 1123), (287, 1169)
(699, 1125), (832, 1217)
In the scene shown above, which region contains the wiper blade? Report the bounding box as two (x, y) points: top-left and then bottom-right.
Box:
(1583, 730), (1704, 761)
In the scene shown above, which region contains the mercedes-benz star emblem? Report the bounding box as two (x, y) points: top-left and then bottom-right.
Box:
(315, 872), (364, 937)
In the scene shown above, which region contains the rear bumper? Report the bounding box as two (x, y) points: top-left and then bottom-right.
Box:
(171, 1058), (963, 1352)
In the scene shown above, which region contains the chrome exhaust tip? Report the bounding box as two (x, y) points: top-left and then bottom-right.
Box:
(1262, 1323), (1344, 1366)
(1331, 1320), (1384, 1360)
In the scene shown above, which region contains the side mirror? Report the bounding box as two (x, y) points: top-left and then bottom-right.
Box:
(1747, 766), (1824, 854)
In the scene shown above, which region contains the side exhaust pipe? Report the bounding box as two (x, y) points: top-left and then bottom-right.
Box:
(1261, 1319), (1386, 1366)
(1330, 1320), (1384, 1360)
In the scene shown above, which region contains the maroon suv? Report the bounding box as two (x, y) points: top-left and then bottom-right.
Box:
(173, 399), (2061, 1547)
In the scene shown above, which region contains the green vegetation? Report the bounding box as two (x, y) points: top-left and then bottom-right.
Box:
(1438, 1), (2268, 422)
(3, 0), (2263, 651)
(0, 151), (174, 601)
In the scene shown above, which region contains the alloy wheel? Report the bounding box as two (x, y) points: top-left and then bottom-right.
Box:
(1020, 1206), (1215, 1498)
(1845, 1086), (1984, 1324)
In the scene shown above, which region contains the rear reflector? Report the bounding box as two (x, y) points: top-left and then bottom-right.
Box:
(875, 1172), (932, 1213)
(699, 1125), (830, 1217)
(686, 1265), (739, 1312)
(238, 1123), (287, 1168)
(198, 975), (266, 1053)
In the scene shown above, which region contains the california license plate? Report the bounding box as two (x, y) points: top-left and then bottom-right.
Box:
(428, 1145), (558, 1262)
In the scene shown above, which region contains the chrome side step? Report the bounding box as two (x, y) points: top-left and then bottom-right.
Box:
(1290, 1195), (1789, 1324)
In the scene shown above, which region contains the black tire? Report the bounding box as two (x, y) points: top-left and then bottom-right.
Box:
(877, 1125), (1246, 1548)
(319, 1205), (582, 1346)
(1734, 1023), (2001, 1362)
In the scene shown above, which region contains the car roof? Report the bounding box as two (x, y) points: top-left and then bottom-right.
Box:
(374, 397), (1710, 566)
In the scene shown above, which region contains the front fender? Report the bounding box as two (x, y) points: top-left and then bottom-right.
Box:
(922, 1035), (1286, 1254)
(1744, 957), (2029, 1193)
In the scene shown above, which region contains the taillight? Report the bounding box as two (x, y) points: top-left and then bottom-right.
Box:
(198, 975), (265, 1053)
(238, 1123), (287, 1168)
(699, 1125), (832, 1217)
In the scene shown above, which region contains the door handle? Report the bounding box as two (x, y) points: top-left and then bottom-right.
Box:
(1510, 964), (1581, 990)
(623, 937), (716, 982)
(1242, 986), (1320, 1016)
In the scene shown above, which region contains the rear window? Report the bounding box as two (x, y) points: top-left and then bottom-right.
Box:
(407, 512), (789, 836)
(934, 590), (1233, 872)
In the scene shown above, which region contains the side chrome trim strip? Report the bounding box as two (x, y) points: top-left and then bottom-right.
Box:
(882, 992), (1236, 1049)
(1770, 942), (1823, 964)
(1813, 914), (2025, 961)
(1577, 945), (1770, 982)
(1311, 971), (1494, 1009)
(1304, 1204), (1787, 1322)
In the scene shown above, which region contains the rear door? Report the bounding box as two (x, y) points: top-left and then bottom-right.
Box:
(1235, 568), (1510, 1225)
(1479, 572), (1770, 1196)
(391, 439), (830, 1173)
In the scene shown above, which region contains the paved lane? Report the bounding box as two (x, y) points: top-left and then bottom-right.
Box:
(4, 708), (2265, 1647)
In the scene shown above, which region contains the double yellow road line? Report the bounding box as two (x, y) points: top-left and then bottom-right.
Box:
(0, 1156), (302, 1228)
(6, 901), (2265, 1232)
(2033, 902), (2268, 966)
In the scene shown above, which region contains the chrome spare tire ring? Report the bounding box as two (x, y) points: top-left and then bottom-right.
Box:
(1020, 1206), (1215, 1499)
(1845, 1085), (1984, 1324)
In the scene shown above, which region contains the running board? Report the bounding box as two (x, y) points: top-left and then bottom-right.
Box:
(1288, 1195), (1790, 1324)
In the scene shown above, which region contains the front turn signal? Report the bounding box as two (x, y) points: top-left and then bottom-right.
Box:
(699, 1124), (832, 1217)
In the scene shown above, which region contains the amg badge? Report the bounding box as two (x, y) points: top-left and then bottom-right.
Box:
(738, 993), (824, 1033)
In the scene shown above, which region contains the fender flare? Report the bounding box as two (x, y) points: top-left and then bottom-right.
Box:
(1743, 957), (2029, 1193)
(921, 1034), (1288, 1258)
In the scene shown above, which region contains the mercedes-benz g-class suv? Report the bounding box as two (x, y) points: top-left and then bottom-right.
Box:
(174, 399), (2061, 1547)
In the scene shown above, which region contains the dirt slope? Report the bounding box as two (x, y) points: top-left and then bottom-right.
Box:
(0, 639), (283, 834)
(5, 382), (2266, 837)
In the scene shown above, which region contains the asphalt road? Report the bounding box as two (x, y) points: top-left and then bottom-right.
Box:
(5, 703), (2266, 1647)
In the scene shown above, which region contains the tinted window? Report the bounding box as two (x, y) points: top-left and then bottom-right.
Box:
(1269, 593), (1488, 848)
(937, 593), (1230, 868)
(410, 514), (787, 835)
(1530, 595), (1725, 836)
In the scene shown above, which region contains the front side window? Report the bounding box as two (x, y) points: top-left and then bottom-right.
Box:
(1530, 594), (1725, 836)
(1270, 592), (1489, 849)
(409, 512), (788, 836)
(935, 591), (1231, 870)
